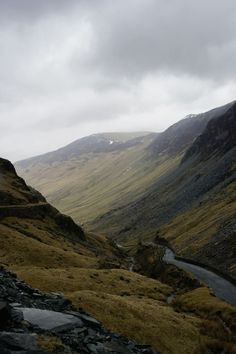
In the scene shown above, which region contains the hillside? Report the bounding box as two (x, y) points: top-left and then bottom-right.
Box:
(2, 157), (236, 353)
(148, 100), (233, 157)
(94, 102), (236, 280)
(16, 132), (166, 224)
(15, 111), (215, 227)
(15, 102), (236, 282)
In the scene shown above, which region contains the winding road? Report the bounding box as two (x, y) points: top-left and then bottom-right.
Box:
(163, 248), (236, 307)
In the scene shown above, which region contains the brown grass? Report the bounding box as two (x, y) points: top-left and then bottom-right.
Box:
(68, 290), (201, 354)
(37, 335), (69, 353)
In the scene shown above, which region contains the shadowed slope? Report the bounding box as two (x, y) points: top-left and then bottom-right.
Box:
(93, 102), (236, 280)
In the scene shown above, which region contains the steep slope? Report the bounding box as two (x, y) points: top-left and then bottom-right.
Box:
(95, 101), (236, 279)
(0, 267), (158, 354)
(2, 158), (236, 352)
(0, 157), (105, 271)
(148, 100), (233, 157)
(16, 132), (171, 224)
(15, 107), (219, 227)
(182, 101), (236, 161)
(15, 102), (236, 281)
(0, 157), (208, 354)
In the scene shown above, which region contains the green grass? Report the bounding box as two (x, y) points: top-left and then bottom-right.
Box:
(16, 135), (180, 225)
(158, 181), (236, 278)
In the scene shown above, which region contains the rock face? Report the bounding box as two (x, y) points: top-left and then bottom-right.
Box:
(148, 101), (234, 157)
(0, 157), (85, 242)
(0, 158), (46, 206)
(182, 101), (236, 162)
(0, 266), (158, 354)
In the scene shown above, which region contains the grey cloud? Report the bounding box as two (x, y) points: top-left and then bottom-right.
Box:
(83, 0), (236, 80)
(0, 0), (81, 23)
(0, 0), (235, 161)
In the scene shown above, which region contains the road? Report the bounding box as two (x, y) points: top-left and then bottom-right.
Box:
(163, 248), (236, 307)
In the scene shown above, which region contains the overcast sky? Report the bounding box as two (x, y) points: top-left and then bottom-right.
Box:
(0, 0), (236, 161)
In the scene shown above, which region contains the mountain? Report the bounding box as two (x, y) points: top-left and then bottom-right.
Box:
(148, 100), (233, 157)
(15, 112), (213, 227)
(15, 132), (162, 224)
(3, 131), (236, 353)
(18, 132), (154, 166)
(15, 102), (236, 281)
(182, 101), (236, 161)
(0, 156), (216, 354)
(94, 101), (236, 280)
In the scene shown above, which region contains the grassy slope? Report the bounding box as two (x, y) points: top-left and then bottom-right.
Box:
(158, 180), (236, 277)
(2, 158), (236, 353)
(93, 146), (236, 280)
(15, 126), (236, 282)
(16, 134), (180, 225)
(2, 210), (235, 353)
(0, 215), (203, 354)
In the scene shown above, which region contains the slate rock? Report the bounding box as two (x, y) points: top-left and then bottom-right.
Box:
(21, 308), (83, 332)
(0, 301), (11, 327)
(0, 332), (37, 350)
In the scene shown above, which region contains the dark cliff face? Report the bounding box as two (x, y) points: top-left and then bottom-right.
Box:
(0, 158), (17, 174)
(0, 157), (46, 205)
(182, 102), (236, 162)
(148, 101), (235, 157)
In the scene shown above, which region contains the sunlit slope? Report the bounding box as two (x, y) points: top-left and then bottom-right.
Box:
(16, 132), (179, 224)
(15, 102), (236, 281)
(16, 103), (233, 228)
(0, 157), (213, 354)
(3, 156), (236, 353)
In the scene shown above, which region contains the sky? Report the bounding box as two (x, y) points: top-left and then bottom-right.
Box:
(0, 0), (236, 161)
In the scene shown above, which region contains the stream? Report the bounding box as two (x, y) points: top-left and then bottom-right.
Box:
(163, 248), (236, 307)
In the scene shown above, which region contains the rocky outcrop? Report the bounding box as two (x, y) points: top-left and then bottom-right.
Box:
(0, 157), (46, 206)
(0, 158), (17, 174)
(0, 266), (158, 354)
(182, 101), (236, 162)
(0, 203), (85, 242)
(0, 157), (85, 242)
(148, 101), (234, 157)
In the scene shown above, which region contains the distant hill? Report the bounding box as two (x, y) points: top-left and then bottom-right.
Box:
(17, 132), (154, 166)
(15, 101), (236, 280)
(15, 132), (160, 224)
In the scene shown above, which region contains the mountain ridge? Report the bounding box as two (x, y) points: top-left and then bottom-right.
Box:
(14, 101), (236, 280)
(16, 132), (155, 167)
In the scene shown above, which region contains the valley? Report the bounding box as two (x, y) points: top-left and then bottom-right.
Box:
(16, 101), (236, 281)
(0, 101), (235, 353)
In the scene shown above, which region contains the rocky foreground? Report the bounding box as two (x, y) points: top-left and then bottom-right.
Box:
(0, 266), (158, 354)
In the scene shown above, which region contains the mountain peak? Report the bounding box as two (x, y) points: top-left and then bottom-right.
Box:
(149, 101), (236, 157)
